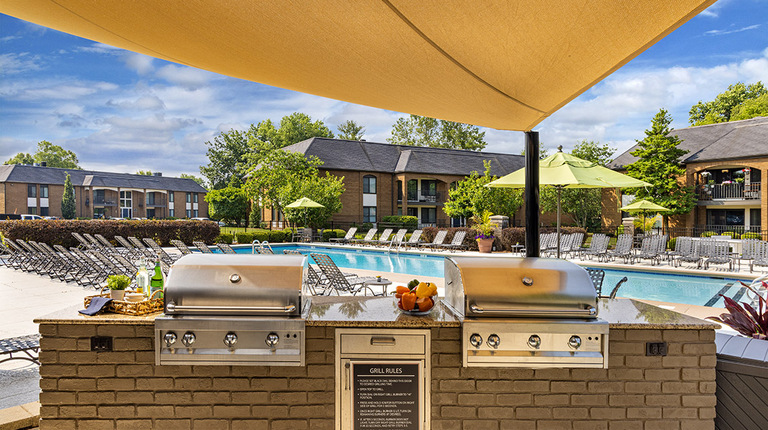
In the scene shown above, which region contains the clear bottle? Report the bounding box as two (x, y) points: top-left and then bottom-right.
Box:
(135, 258), (149, 297)
(150, 259), (164, 299)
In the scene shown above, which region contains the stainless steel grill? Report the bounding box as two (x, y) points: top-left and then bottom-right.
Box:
(155, 254), (308, 366)
(444, 257), (609, 368)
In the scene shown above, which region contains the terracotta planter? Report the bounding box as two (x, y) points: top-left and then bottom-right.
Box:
(476, 238), (494, 253)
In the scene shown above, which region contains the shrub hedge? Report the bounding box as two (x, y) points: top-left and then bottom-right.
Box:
(216, 233), (234, 244)
(0, 219), (219, 248)
(381, 215), (418, 228)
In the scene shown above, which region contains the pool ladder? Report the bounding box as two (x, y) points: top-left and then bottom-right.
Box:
(251, 240), (275, 254)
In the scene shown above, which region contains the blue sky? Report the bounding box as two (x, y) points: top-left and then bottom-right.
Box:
(1, 0), (767, 178)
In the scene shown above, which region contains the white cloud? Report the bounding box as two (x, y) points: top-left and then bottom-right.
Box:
(124, 53), (154, 74)
(705, 24), (761, 36)
(155, 65), (212, 89)
(106, 95), (165, 111)
(0, 52), (42, 75)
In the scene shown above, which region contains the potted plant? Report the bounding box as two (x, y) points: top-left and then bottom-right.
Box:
(472, 210), (495, 253)
(708, 282), (767, 340)
(107, 274), (131, 300)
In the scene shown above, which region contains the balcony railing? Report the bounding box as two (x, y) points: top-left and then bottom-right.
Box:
(405, 191), (442, 204)
(93, 197), (117, 207)
(696, 182), (761, 201)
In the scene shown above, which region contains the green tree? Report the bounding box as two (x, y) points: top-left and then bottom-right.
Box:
(4, 141), (81, 168)
(278, 112), (334, 147)
(539, 141), (616, 229)
(61, 173), (76, 219)
(689, 81), (767, 125)
(200, 129), (249, 190)
(4, 152), (34, 165)
(443, 161), (523, 221)
(136, 170), (152, 175)
(627, 109), (696, 232)
(281, 173), (345, 228)
(244, 149), (344, 227)
(387, 114), (486, 151)
(731, 93), (768, 121)
(249, 200), (261, 228)
(204, 187), (249, 226)
(337, 120), (366, 140)
(179, 173), (206, 187)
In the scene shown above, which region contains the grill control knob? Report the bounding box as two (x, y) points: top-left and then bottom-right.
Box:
(487, 334), (500, 349)
(568, 335), (582, 349)
(265, 332), (280, 348)
(528, 335), (541, 349)
(163, 332), (177, 347)
(181, 332), (196, 347)
(469, 333), (483, 348)
(223, 332), (238, 348)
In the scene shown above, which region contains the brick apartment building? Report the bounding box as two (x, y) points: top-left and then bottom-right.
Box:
(604, 116), (768, 235)
(0, 164), (208, 219)
(263, 138), (526, 227)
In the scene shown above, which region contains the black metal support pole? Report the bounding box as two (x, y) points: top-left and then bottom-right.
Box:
(525, 131), (540, 258)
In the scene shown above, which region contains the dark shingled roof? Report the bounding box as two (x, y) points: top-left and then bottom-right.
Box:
(608, 116), (768, 170)
(0, 164), (207, 193)
(283, 138), (525, 177)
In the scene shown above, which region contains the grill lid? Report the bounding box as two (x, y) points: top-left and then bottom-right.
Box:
(444, 257), (598, 319)
(163, 254), (306, 317)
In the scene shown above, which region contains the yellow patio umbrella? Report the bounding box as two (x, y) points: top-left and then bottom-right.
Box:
(285, 197), (325, 228)
(487, 147), (651, 257)
(620, 199), (670, 230)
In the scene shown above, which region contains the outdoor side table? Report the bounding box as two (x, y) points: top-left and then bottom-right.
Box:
(363, 278), (392, 296)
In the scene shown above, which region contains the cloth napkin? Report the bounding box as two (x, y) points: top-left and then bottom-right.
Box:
(79, 297), (113, 315)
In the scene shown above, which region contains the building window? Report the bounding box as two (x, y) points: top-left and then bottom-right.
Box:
(186, 193), (192, 203)
(146, 208), (155, 219)
(706, 209), (745, 227)
(40, 207), (49, 216)
(27, 207), (37, 215)
(146, 193), (155, 206)
(27, 184), (36, 198)
(193, 193), (198, 203)
(422, 180), (437, 196)
(363, 175), (377, 194)
(94, 190), (105, 204)
(363, 206), (376, 223)
(40, 185), (49, 198)
(169, 209), (175, 218)
(407, 180), (418, 200)
(186, 210), (191, 218)
(193, 210), (199, 218)
(120, 191), (132, 219)
(421, 208), (437, 224)
(168, 191), (174, 203)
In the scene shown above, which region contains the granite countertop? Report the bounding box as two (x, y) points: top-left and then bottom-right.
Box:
(35, 297), (717, 330)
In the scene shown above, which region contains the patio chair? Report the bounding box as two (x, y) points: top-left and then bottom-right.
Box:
(417, 230), (447, 250)
(310, 253), (376, 296)
(170, 239), (194, 256)
(369, 228), (393, 247)
(606, 234), (633, 264)
(94, 234), (117, 250)
(71, 232), (94, 250)
(143, 237), (180, 264)
(217, 243), (238, 254)
(383, 229), (408, 248)
(749, 241), (768, 273)
(665, 237), (691, 262)
(702, 239), (733, 271)
(350, 228), (377, 246)
(674, 240), (703, 268)
(543, 233), (575, 258)
(0, 240), (13, 268)
(83, 233), (104, 250)
(441, 231), (468, 252)
(403, 230), (423, 250)
(635, 235), (666, 266)
(305, 265), (335, 296)
(69, 248), (111, 287)
(14, 239), (47, 274)
(127, 236), (157, 260)
(193, 241), (215, 254)
(739, 239), (761, 271)
(539, 232), (557, 254)
(580, 234), (609, 261)
(292, 228), (313, 243)
(114, 236), (141, 258)
(585, 268), (628, 299)
(329, 227), (358, 244)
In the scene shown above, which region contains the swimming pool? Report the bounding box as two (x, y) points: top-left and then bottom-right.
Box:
(232, 244), (747, 308)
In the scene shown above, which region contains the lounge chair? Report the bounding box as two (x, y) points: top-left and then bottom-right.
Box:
(217, 243), (237, 254)
(94, 234), (116, 250)
(329, 227), (358, 244)
(674, 240), (703, 268)
(702, 239), (733, 271)
(665, 237), (691, 262)
(403, 230), (423, 250)
(382, 229), (408, 247)
(310, 253), (376, 296)
(193, 241), (215, 254)
(351, 228), (377, 246)
(114, 236), (141, 259)
(170, 240), (194, 256)
(370, 228), (394, 247)
(635, 235), (666, 266)
(606, 234), (633, 264)
(83, 233), (103, 250)
(580, 234), (609, 261)
(143, 238), (180, 264)
(441, 231), (468, 252)
(71, 232), (93, 250)
(418, 230), (447, 250)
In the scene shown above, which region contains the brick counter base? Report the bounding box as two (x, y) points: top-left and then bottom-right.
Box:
(431, 327), (716, 430)
(38, 324), (715, 429)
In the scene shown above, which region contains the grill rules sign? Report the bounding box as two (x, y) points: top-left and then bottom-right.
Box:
(352, 362), (420, 429)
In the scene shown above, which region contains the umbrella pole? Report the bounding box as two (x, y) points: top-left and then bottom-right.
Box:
(525, 131), (540, 258)
(556, 186), (561, 259)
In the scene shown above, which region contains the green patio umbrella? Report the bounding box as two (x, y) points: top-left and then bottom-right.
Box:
(285, 197), (325, 228)
(487, 146), (651, 258)
(620, 199), (670, 230)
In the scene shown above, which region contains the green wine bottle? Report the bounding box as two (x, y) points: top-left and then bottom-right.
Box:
(150, 259), (164, 299)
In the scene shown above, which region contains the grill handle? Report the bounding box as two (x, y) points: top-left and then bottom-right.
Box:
(469, 303), (597, 318)
(165, 303), (297, 314)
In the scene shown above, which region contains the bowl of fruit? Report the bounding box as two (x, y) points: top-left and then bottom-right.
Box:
(395, 279), (438, 315)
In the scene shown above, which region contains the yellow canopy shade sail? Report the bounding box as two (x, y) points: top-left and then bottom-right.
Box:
(1, 0), (715, 131)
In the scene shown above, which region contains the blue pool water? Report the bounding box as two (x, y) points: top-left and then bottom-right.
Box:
(231, 244), (747, 307)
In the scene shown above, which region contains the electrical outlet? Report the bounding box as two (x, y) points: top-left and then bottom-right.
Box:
(90, 336), (113, 351)
(646, 342), (667, 356)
